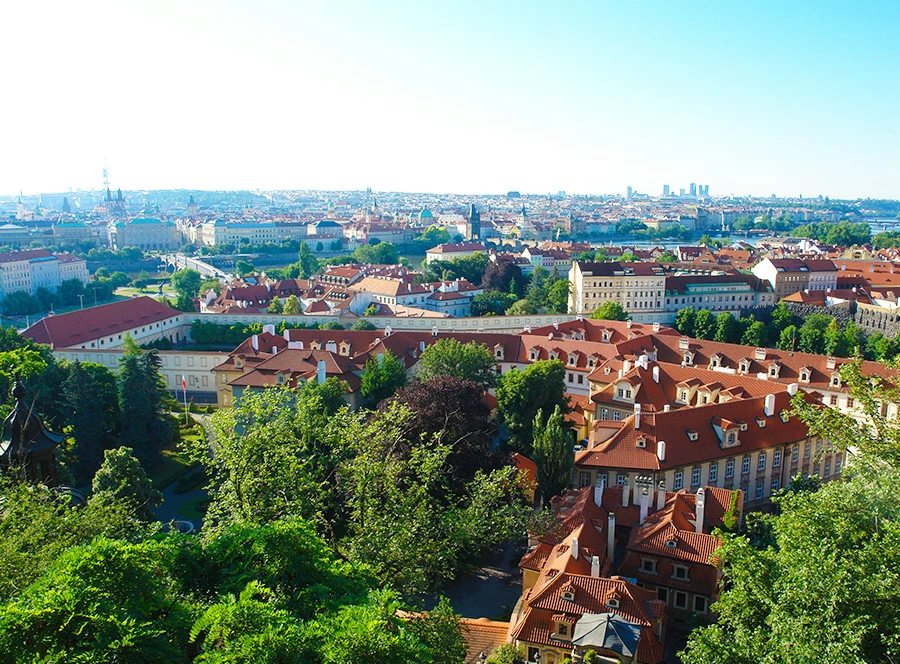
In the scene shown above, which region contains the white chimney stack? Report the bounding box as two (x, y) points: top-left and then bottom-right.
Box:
(663, 404), (671, 413)
(657, 440), (666, 462)
(656, 481), (666, 510)
(634, 404), (641, 430)
(251, 334), (259, 351)
(787, 383), (798, 396)
(652, 366), (660, 383)
(317, 360), (326, 384)
(571, 537), (579, 560)
(419, 341), (426, 352)
(764, 393), (776, 417)
(695, 488), (706, 534)
(591, 555), (600, 577)
(283, 329), (291, 341)
(621, 479), (630, 507)
(607, 513), (616, 564)
(594, 476), (606, 507)
(623, 359), (632, 373)
(639, 486), (650, 524)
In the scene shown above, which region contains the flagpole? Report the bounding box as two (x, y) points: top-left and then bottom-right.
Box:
(182, 377), (188, 425)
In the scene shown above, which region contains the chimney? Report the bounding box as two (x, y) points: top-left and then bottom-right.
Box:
(695, 488), (706, 534)
(652, 366), (660, 383)
(591, 555), (600, 577)
(317, 360), (326, 384)
(663, 404), (670, 412)
(638, 354), (648, 370)
(432, 326), (438, 337)
(656, 481), (666, 510)
(639, 486), (650, 524)
(419, 341), (426, 352)
(623, 359), (632, 373)
(283, 329), (291, 341)
(626, 320), (633, 329)
(621, 479), (630, 507)
(755, 347), (767, 361)
(607, 513), (616, 564)
(571, 537), (579, 560)
(271, 347), (278, 355)
(657, 440), (666, 462)
(764, 393), (776, 417)
(251, 334), (259, 351)
(653, 322), (660, 332)
(634, 403), (641, 430)
(679, 337), (690, 350)
(594, 476), (606, 507)
(787, 383), (798, 396)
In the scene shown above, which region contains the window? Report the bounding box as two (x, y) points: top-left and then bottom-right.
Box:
(613, 411), (621, 422)
(679, 390), (688, 402)
(835, 457), (842, 474)
(557, 623), (569, 637)
(601, 408), (609, 420)
(771, 478), (780, 492)
(846, 397), (855, 409)
(657, 588), (668, 603)
(725, 460), (735, 478)
(691, 468), (701, 486)
(758, 453), (766, 471)
(755, 481), (764, 500)
(773, 449), (782, 467)
(694, 596), (708, 613)
(824, 462), (831, 477)
(641, 558), (658, 574)
(816, 439), (823, 455)
(579, 472), (591, 488)
(617, 474), (626, 485)
(792, 446), (799, 463)
(674, 472), (683, 490)
(829, 395), (839, 406)
(709, 463), (718, 482)
(673, 566), (689, 580)
(726, 431), (736, 444)
(741, 457), (750, 474)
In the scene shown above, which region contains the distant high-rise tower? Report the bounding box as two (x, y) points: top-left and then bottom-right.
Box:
(663, 184), (670, 196)
(626, 186), (633, 201)
(187, 194), (198, 217)
(61, 197), (71, 214)
(689, 183), (697, 197)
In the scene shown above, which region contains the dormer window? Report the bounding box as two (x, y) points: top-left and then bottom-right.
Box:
(683, 352), (694, 366)
(495, 346), (504, 360)
(738, 421), (748, 431)
(561, 590), (575, 602)
(234, 357), (244, 369)
(768, 363), (780, 378)
(664, 539), (677, 549)
(276, 373), (286, 385)
(687, 430), (699, 441)
(726, 431), (737, 445)
(636, 438), (647, 448)
(602, 330), (611, 342)
(568, 353), (577, 366)
(529, 350), (538, 361)
(588, 356), (596, 369)
(548, 351), (558, 361)
(739, 360), (749, 374)
(710, 355), (721, 368)
(604, 367), (611, 375)
(606, 598), (620, 609)
(756, 416), (766, 428)
(831, 373), (841, 388)
(800, 369), (810, 383)
(780, 410), (790, 423)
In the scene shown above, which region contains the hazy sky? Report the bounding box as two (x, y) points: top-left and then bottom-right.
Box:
(2, 1), (898, 198)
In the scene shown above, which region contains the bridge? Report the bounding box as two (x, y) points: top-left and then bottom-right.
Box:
(161, 253), (232, 282)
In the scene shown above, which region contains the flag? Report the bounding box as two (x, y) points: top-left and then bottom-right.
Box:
(182, 376), (187, 394)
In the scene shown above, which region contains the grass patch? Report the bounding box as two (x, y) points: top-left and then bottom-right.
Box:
(178, 496), (210, 522)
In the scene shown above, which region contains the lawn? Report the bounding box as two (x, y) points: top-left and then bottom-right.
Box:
(178, 496), (210, 522)
(149, 426), (205, 490)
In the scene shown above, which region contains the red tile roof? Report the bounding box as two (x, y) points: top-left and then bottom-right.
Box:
(23, 296), (181, 349)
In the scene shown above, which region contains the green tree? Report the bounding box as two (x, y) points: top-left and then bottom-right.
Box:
(506, 299), (537, 315)
(486, 644), (526, 664)
(533, 405), (574, 506)
(195, 382), (349, 532)
(471, 290), (517, 316)
(416, 338), (497, 389)
(798, 326), (825, 354)
(714, 312), (740, 343)
(282, 294), (302, 315)
(91, 446), (162, 522)
(267, 297), (283, 313)
(693, 309), (716, 340)
(353, 242), (400, 265)
(777, 324), (798, 351)
(171, 268), (202, 298)
(824, 319), (849, 357)
(63, 360), (121, 482)
(351, 318), (377, 330)
(118, 337), (175, 468)
(360, 350), (408, 407)
(235, 259), (255, 276)
(769, 301), (794, 332)
(297, 243), (321, 278)
(589, 300), (628, 321)
(132, 271), (152, 291)
(496, 360), (569, 454)
(57, 278), (87, 306)
(675, 306), (697, 336)
(740, 320), (768, 347)
(546, 279), (571, 314)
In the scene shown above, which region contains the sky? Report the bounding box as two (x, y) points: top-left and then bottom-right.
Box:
(1, 0), (898, 199)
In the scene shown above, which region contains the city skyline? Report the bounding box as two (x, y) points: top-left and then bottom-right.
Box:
(2, 1), (898, 199)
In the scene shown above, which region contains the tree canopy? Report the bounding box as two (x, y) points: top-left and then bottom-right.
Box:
(416, 338), (497, 389)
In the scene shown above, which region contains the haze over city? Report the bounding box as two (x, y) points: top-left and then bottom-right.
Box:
(2, 0), (898, 199)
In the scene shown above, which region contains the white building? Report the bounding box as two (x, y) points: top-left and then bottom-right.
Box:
(0, 250), (89, 298)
